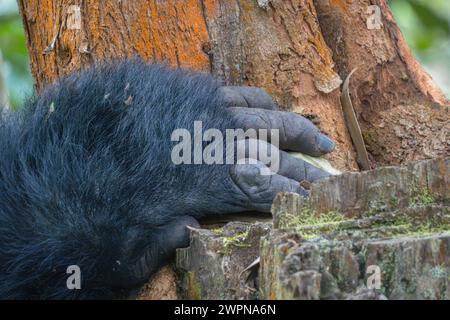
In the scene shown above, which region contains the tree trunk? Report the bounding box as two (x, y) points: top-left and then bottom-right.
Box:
(18, 0), (362, 171)
(314, 0), (449, 165)
(18, 0), (449, 171)
(18, 0), (449, 299)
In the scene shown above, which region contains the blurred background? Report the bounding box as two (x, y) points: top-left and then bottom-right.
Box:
(0, 0), (449, 109)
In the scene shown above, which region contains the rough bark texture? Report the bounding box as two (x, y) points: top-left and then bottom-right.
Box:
(18, 0), (358, 171)
(177, 157), (449, 300)
(135, 266), (178, 300)
(201, 0), (358, 171)
(176, 222), (270, 299)
(314, 0), (449, 165)
(261, 157), (449, 299)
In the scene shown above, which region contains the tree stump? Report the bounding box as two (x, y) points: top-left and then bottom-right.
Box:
(261, 157), (449, 299)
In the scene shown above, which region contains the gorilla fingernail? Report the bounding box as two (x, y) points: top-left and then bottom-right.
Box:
(317, 134), (336, 154)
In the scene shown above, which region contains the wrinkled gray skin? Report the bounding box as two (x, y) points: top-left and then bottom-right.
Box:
(0, 59), (335, 298)
(167, 85), (334, 262)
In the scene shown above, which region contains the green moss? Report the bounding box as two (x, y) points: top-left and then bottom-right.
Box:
(365, 204), (450, 236)
(362, 130), (378, 151)
(429, 265), (448, 279)
(282, 205), (450, 241)
(390, 196), (399, 207)
(211, 228), (224, 236)
(366, 200), (389, 217)
(186, 272), (202, 299)
(409, 180), (436, 206)
(222, 230), (251, 254)
(279, 208), (347, 227)
(367, 213), (450, 238)
(422, 288), (435, 300)
(278, 208), (354, 240)
(379, 250), (396, 296)
(409, 222), (450, 237)
(276, 185), (446, 241)
(371, 214), (411, 229)
(411, 188), (435, 206)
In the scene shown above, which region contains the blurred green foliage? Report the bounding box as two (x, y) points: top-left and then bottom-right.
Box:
(0, 0), (449, 109)
(390, 0), (449, 52)
(0, 0), (33, 109)
(390, 0), (450, 97)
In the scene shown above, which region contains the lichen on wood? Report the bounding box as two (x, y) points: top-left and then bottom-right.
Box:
(176, 222), (271, 299)
(174, 158), (449, 300)
(261, 157), (450, 299)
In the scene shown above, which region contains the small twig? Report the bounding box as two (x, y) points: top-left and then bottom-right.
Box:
(340, 68), (371, 171)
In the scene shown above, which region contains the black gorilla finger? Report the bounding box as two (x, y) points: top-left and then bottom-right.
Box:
(123, 216), (199, 287)
(278, 150), (330, 182)
(230, 107), (335, 156)
(235, 138), (330, 183)
(157, 215), (200, 251)
(229, 161), (308, 213)
(219, 86), (278, 110)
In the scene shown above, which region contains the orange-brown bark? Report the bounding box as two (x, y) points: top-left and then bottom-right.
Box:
(315, 0), (449, 165)
(18, 0), (211, 89)
(18, 0), (359, 171)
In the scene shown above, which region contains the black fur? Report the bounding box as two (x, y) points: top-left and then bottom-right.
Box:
(0, 59), (239, 299)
